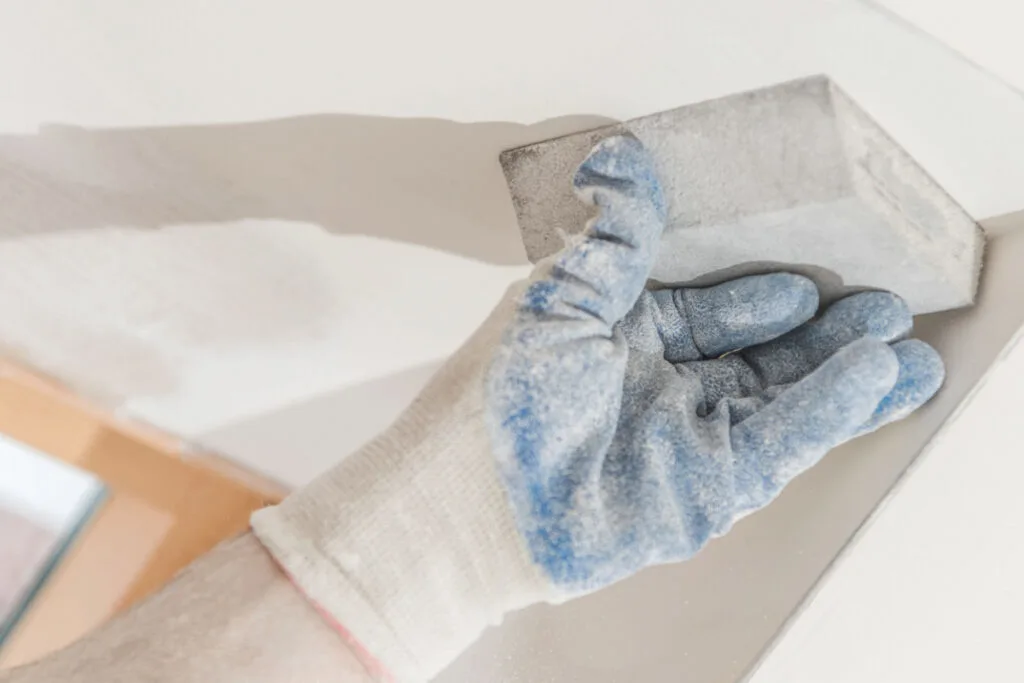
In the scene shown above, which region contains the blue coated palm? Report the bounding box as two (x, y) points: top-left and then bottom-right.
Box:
(486, 136), (944, 593)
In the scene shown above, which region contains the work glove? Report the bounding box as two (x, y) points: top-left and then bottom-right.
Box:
(251, 135), (944, 682)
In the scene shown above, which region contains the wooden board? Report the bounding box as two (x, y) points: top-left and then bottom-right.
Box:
(0, 362), (285, 667)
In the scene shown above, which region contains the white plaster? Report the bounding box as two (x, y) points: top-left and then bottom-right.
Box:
(0, 222), (528, 439)
(871, 0), (1024, 95)
(0, 1), (1023, 218)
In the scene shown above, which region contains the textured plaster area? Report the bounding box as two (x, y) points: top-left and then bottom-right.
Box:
(501, 76), (983, 314)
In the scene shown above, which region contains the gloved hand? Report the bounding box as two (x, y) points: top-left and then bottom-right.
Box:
(252, 136), (944, 682)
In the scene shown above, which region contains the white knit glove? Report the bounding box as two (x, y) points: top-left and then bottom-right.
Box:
(251, 136), (944, 682)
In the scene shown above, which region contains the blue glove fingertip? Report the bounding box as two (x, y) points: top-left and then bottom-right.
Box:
(855, 339), (945, 436)
(573, 135), (666, 221)
(731, 338), (899, 509)
(685, 273), (819, 357)
(743, 289), (913, 386)
(523, 135), (666, 328)
(821, 291), (913, 343)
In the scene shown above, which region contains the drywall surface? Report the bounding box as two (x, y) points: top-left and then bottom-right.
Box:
(0, 115), (595, 486)
(749, 215), (1024, 682)
(872, 0), (1024, 95)
(0, 217), (528, 440)
(0, 1), (1023, 220)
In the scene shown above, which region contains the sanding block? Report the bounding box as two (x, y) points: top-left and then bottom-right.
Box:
(500, 75), (982, 314)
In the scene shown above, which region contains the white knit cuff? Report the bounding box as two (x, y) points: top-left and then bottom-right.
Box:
(251, 405), (552, 682)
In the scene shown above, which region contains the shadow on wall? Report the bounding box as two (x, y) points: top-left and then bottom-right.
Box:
(199, 360), (445, 487)
(0, 113), (610, 406)
(0, 113), (614, 264)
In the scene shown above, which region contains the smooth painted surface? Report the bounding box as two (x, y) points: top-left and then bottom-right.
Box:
(1, 1), (1023, 220)
(750, 221), (1024, 682)
(872, 0), (1024, 94)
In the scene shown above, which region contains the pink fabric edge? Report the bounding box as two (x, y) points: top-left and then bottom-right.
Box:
(262, 547), (395, 682)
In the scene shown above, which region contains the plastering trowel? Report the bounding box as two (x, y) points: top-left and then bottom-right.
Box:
(500, 75), (982, 315)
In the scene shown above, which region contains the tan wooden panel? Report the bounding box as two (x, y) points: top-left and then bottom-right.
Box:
(0, 361), (285, 664)
(0, 495), (175, 669)
(0, 371), (100, 465)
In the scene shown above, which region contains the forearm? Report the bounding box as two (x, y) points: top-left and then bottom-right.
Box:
(0, 534), (373, 683)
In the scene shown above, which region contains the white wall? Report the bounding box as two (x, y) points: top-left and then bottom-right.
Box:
(873, 0), (1024, 95)
(1, 1), (1023, 215)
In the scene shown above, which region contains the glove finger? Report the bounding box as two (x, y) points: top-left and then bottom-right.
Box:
(622, 273), (817, 362)
(742, 291), (911, 386)
(520, 135), (666, 331)
(705, 339), (943, 433)
(853, 339), (945, 437)
(730, 338), (898, 511)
